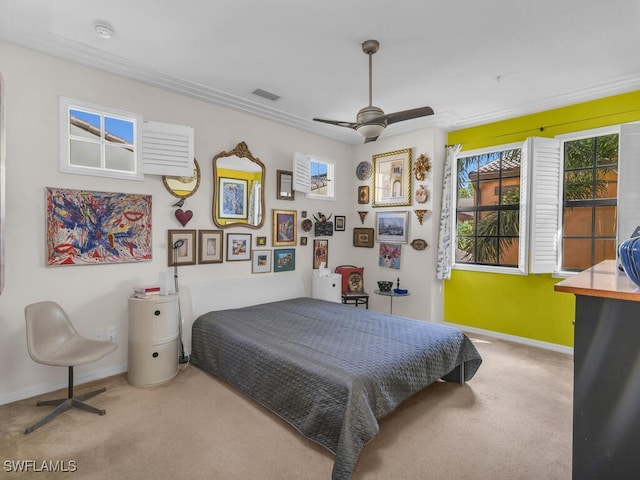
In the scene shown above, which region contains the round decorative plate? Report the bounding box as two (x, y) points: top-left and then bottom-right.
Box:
(301, 219), (313, 232)
(410, 239), (428, 251)
(356, 161), (372, 181)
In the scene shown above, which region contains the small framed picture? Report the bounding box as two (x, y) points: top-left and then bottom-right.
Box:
(198, 230), (223, 264)
(379, 242), (401, 269)
(252, 249), (272, 274)
(226, 233), (252, 261)
(274, 248), (295, 272)
(272, 209), (297, 246)
(358, 185), (369, 204)
(353, 228), (375, 248)
(256, 236), (267, 246)
(300, 236), (308, 246)
(376, 211), (409, 243)
(313, 239), (328, 269)
(335, 215), (346, 231)
(168, 230), (197, 266)
(276, 170), (295, 200)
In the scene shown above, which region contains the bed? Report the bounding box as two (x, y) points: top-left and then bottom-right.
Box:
(184, 273), (482, 479)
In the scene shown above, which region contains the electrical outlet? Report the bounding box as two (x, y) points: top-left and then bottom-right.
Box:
(107, 326), (117, 341)
(95, 328), (104, 341)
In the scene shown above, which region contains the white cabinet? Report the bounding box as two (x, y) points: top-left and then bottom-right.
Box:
(127, 295), (179, 386)
(312, 273), (342, 303)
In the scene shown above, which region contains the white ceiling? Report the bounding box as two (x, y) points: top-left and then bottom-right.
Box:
(1, 0), (639, 144)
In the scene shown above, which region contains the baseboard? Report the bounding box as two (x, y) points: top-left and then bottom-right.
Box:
(0, 365), (128, 406)
(445, 322), (574, 356)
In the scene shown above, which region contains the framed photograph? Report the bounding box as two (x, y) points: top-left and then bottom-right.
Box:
(226, 233), (251, 261)
(335, 215), (346, 231)
(252, 249), (272, 273)
(168, 229), (197, 266)
(379, 243), (401, 269)
(272, 209), (297, 246)
(218, 177), (248, 220)
(198, 230), (223, 264)
(300, 236), (308, 246)
(353, 228), (374, 248)
(276, 170), (295, 200)
(358, 185), (370, 204)
(372, 148), (412, 207)
(376, 211), (409, 243)
(274, 248), (295, 272)
(256, 236), (267, 246)
(313, 239), (328, 269)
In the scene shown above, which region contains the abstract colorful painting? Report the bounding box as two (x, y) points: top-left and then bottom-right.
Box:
(46, 187), (152, 266)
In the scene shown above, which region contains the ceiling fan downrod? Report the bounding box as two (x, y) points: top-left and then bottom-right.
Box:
(362, 39), (379, 107)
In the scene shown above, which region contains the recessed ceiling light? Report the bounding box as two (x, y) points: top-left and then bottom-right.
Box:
(94, 22), (115, 39)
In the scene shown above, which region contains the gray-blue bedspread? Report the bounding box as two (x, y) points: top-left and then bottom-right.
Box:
(190, 297), (482, 479)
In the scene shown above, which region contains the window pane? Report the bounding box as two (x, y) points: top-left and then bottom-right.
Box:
(105, 145), (135, 172)
(595, 168), (617, 199)
(477, 236), (498, 264)
(562, 238), (593, 271)
(499, 210), (520, 236)
(563, 206), (593, 236)
(478, 179), (495, 207)
(594, 239), (616, 264)
(596, 134), (619, 166)
(595, 205), (617, 237)
(105, 117), (134, 144)
(565, 138), (594, 169)
(310, 161), (329, 195)
(564, 170), (594, 200)
(70, 109), (101, 141)
(70, 139), (100, 168)
(499, 237), (519, 266)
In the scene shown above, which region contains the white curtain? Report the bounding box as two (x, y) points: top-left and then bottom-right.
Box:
(248, 180), (262, 225)
(436, 144), (462, 280)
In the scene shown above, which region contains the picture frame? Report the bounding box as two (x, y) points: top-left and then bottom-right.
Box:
(276, 169), (295, 200)
(256, 236), (267, 246)
(218, 177), (248, 220)
(372, 148), (412, 207)
(226, 233), (252, 261)
(358, 185), (369, 204)
(313, 239), (328, 269)
(272, 209), (297, 246)
(335, 215), (346, 231)
(376, 211), (409, 243)
(353, 227), (374, 248)
(379, 242), (402, 269)
(168, 229), (197, 266)
(252, 249), (272, 273)
(274, 248), (295, 272)
(300, 236), (308, 246)
(198, 230), (223, 264)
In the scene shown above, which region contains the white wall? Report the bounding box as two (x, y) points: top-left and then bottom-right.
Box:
(0, 41), (446, 405)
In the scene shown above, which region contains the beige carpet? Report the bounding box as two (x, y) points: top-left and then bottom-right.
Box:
(0, 334), (573, 479)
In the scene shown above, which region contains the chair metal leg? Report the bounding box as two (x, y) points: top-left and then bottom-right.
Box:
(24, 366), (109, 434)
(25, 399), (73, 434)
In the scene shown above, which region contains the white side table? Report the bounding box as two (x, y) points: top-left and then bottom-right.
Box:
(127, 295), (179, 386)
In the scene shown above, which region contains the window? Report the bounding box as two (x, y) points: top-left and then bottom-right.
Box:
(455, 144), (526, 273)
(60, 97), (194, 180)
(60, 97), (143, 180)
(559, 130), (619, 272)
(293, 153), (335, 200)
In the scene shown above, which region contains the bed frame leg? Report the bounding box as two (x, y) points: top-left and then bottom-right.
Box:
(459, 362), (465, 386)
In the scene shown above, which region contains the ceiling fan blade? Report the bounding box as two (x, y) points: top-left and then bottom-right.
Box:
(381, 106), (434, 126)
(313, 117), (358, 130)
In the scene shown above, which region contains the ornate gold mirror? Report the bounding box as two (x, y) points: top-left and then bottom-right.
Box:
(162, 159), (201, 199)
(212, 142), (265, 229)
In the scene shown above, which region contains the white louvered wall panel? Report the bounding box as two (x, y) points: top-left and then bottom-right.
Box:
(528, 137), (561, 274)
(293, 152), (311, 194)
(617, 123), (640, 242)
(142, 121), (194, 176)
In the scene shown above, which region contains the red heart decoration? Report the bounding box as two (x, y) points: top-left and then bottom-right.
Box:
(175, 209), (193, 227)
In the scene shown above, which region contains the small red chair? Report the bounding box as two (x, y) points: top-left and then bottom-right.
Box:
(335, 265), (369, 309)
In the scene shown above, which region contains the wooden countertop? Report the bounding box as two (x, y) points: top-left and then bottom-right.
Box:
(554, 259), (640, 302)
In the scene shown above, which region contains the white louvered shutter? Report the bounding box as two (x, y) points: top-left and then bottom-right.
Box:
(617, 122), (640, 242)
(293, 152), (311, 193)
(142, 121), (194, 176)
(527, 137), (562, 274)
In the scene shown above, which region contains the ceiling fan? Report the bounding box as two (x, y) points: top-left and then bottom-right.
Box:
(313, 39), (434, 143)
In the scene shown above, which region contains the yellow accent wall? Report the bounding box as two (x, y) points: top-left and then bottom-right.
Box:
(445, 90), (640, 347)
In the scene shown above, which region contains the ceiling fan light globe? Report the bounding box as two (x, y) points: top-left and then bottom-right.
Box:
(356, 123), (385, 138)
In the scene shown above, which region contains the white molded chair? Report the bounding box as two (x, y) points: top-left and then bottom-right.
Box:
(24, 301), (117, 434)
